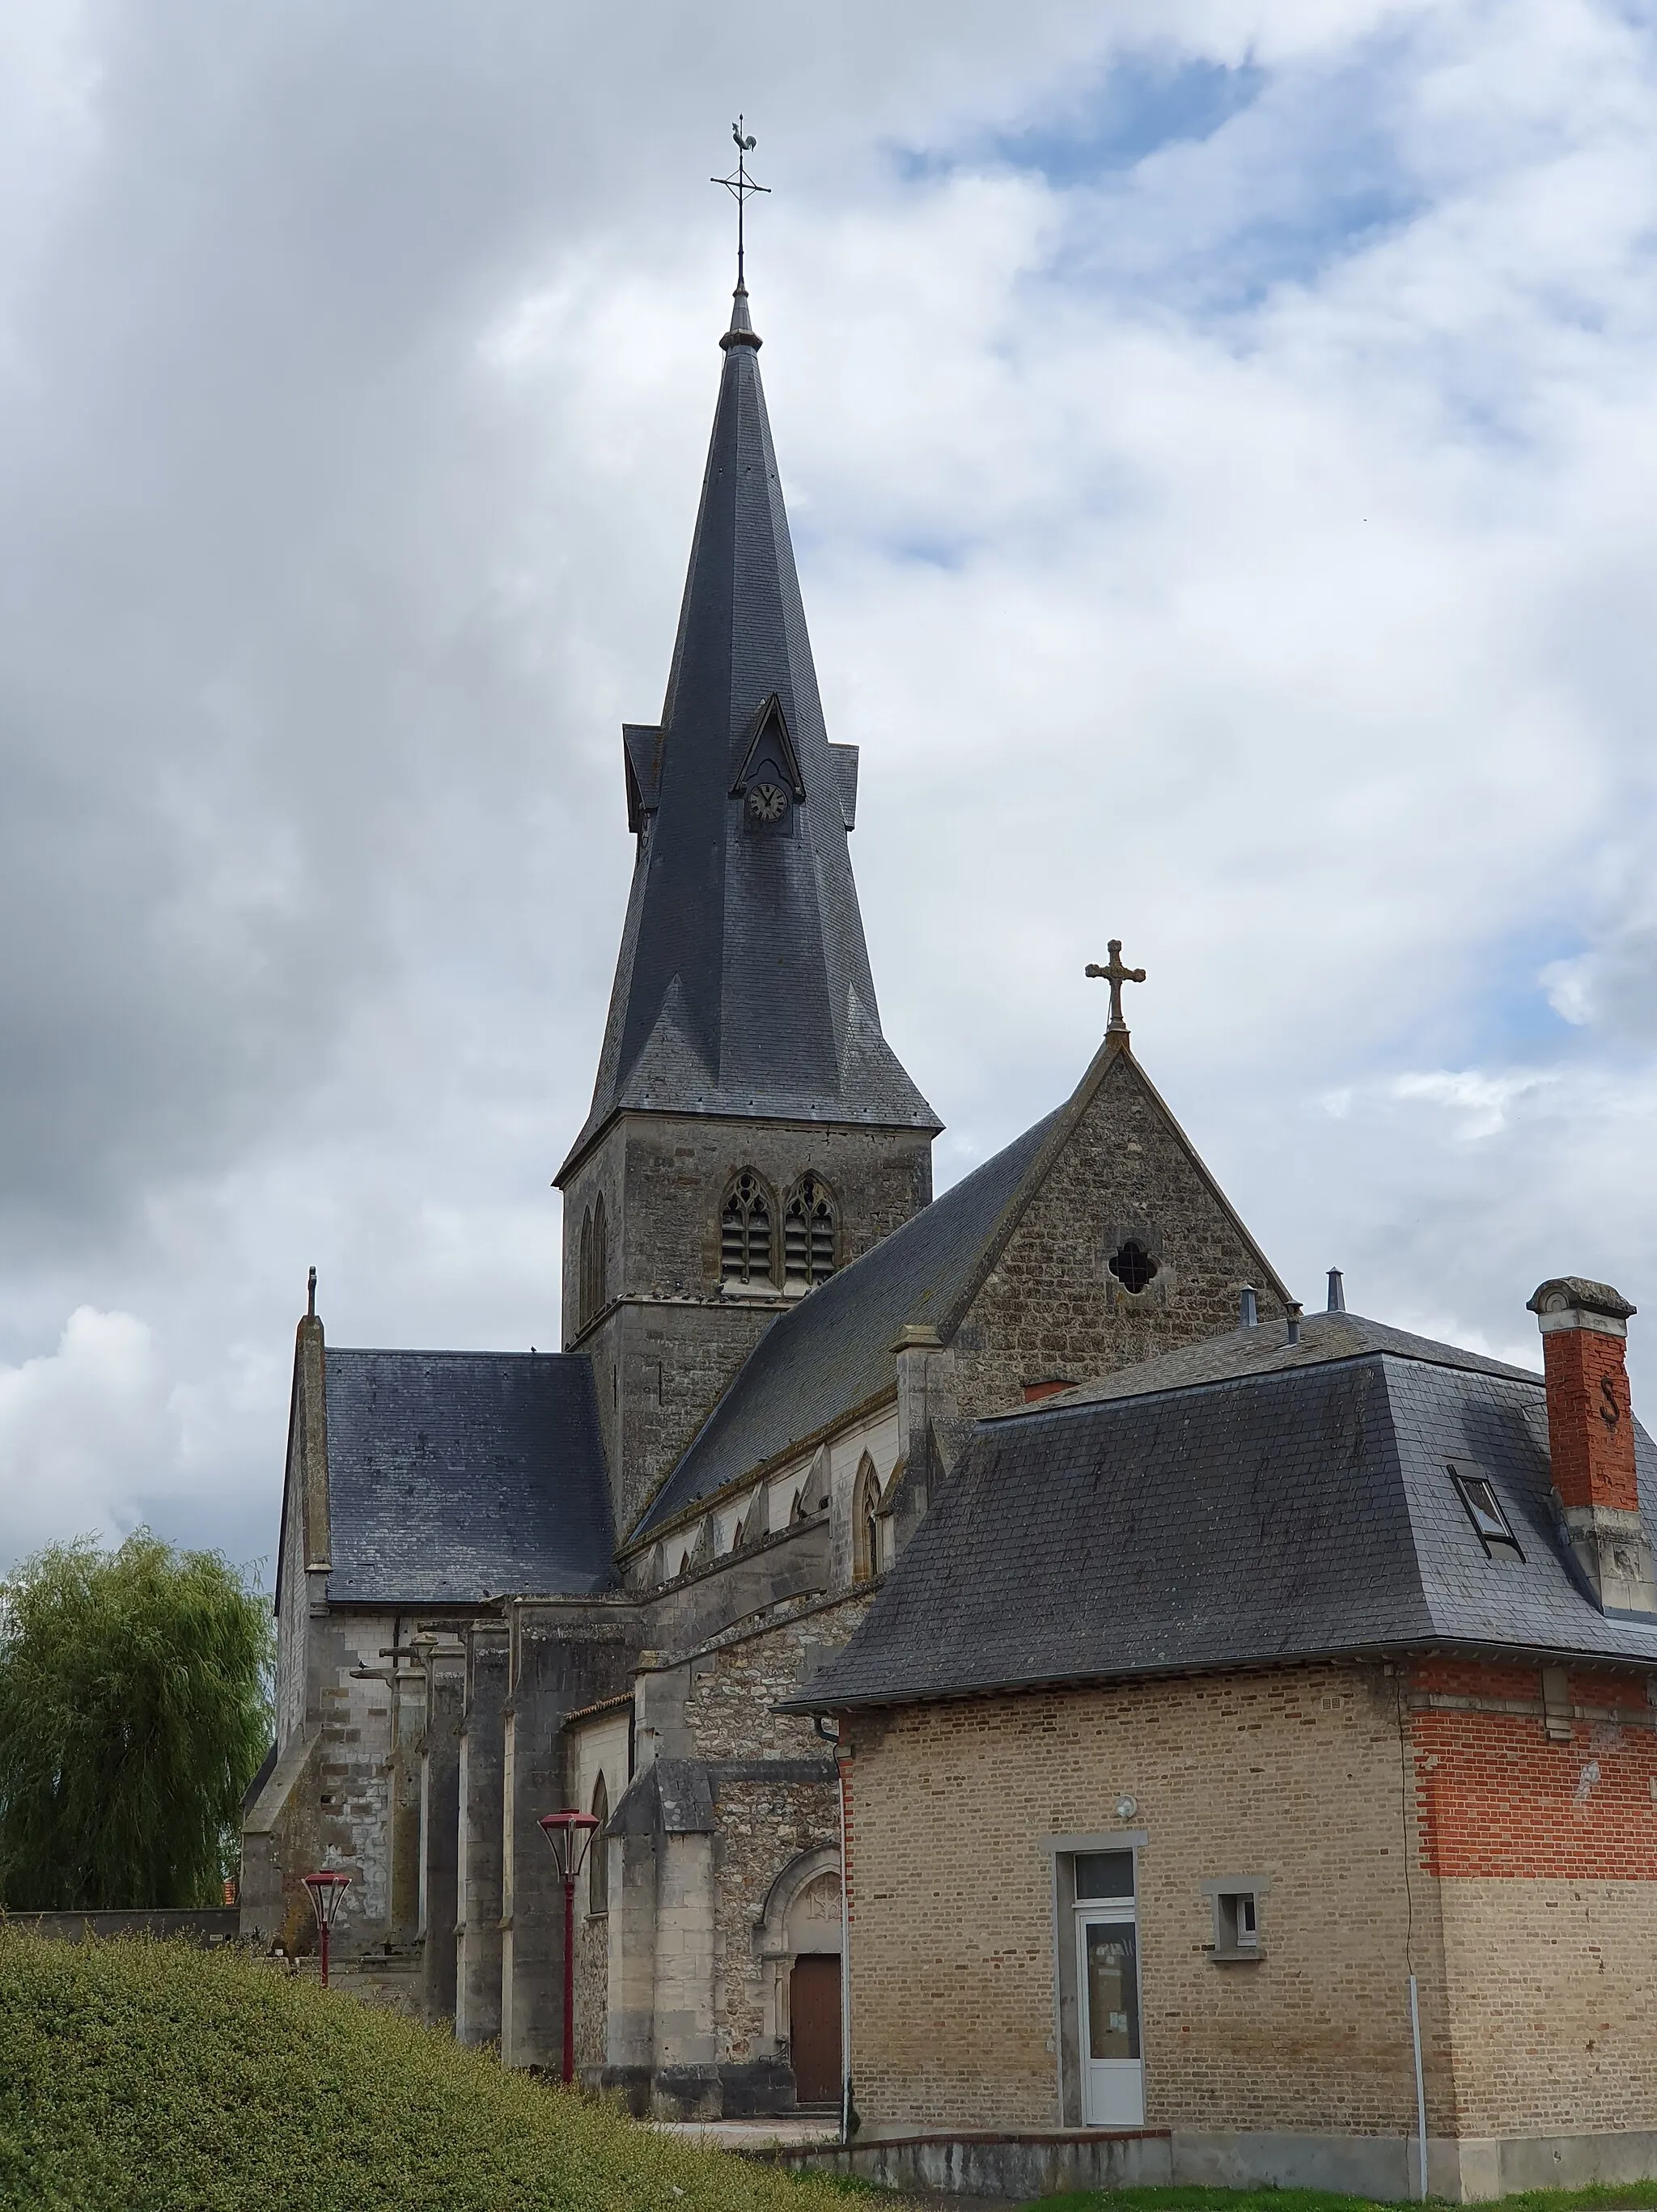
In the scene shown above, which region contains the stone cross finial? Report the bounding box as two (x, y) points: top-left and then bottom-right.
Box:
(1086, 940), (1146, 1032)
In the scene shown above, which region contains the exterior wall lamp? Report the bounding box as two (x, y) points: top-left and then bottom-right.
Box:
(301, 1870), (351, 1989)
(539, 1811), (601, 2084)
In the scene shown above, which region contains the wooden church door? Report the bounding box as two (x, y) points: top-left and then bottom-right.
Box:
(789, 1954), (842, 2106)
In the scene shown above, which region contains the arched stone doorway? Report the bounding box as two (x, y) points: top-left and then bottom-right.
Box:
(756, 1845), (842, 2108)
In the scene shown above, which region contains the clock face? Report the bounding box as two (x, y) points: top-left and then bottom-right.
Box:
(748, 782), (789, 823)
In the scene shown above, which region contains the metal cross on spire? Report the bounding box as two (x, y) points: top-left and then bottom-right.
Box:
(711, 117), (769, 290)
(1086, 939), (1147, 1032)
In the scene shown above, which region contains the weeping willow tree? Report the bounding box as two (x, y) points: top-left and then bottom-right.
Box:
(0, 1532), (273, 1909)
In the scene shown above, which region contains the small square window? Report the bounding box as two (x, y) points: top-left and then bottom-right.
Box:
(1202, 1875), (1268, 1960)
(1213, 1892), (1260, 1956)
(1449, 1464), (1524, 1560)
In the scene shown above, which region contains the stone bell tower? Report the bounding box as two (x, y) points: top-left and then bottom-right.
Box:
(557, 277), (939, 1540)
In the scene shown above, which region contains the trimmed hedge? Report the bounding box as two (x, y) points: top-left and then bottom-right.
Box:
(0, 1930), (849, 2211)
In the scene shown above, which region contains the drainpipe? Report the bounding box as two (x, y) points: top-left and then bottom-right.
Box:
(1409, 1974), (1427, 2200)
(836, 1728), (853, 2146)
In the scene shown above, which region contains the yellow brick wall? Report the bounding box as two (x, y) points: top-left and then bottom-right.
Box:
(842, 1663), (1445, 2135)
(1438, 1875), (1657, 2135)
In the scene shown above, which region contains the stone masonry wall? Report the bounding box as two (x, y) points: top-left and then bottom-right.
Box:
(567, 1710), (631, 2074)
(273, 1432), (310, 1748)
(683, 1593), (873, 1764)
(297, 1607), (481, 1957)
(841, 1662), (1443, 2136)
(597, 1298), (778, 1541)
(575, 1915), (608, 2071)
(682, 1594), (871, 2074)
(565, 1112), (933, 1536)
(712, 1778), (840, 2069)
(951, 1045), (1286, 1430)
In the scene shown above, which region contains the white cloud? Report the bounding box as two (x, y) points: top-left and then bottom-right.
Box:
(1388, 1070), (1559, 1142)
(0, 1309), (180, 1564)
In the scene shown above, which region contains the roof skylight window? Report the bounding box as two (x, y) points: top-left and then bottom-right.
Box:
(1449, 1465), (1524, 1560)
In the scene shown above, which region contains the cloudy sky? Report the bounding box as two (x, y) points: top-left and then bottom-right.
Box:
(2, 0), (1655, 1578)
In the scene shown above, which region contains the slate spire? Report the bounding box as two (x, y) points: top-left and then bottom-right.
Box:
(562, 285), (938, 1172)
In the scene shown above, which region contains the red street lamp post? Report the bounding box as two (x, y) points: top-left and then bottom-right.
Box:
(539, 1811), (601, 2084)
(301, 1870), (351, 1989)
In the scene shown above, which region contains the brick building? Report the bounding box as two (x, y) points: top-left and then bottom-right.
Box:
(241, 267), (1294, 2113)
(791, 1275), (1657, 2198)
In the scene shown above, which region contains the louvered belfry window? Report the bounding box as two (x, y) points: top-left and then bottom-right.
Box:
(721, 1171), (773, 1285)
(784, 1174), (837, 1288)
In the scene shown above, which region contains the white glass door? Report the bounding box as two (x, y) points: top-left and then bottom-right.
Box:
(1078, 1907), (1143, 2126)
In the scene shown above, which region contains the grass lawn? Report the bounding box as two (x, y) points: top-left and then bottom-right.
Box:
(0, 1927), (855, 2212)
(1036, 2189), (1657, 2212)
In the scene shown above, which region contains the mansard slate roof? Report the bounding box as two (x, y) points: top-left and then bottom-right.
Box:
(786, 1312), (1657, 1710)
(561, 286), (936, 1176)
(629, 1106), (1062, 1544)
(324, 1350), (615, 1604)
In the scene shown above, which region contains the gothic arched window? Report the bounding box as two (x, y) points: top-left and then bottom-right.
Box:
(592, 1192), (608, 1315)
(721, 1170), (775, 1286)
(589, 1775), (609, 1917)
(578, 1207), (594, 1331)
(783, 1174), (837, 1290)
(852, 1454), (881, 1583)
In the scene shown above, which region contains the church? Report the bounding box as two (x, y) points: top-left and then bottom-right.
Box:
(242, 247), (1657, 2203)
(241, 263), (1292, 2110)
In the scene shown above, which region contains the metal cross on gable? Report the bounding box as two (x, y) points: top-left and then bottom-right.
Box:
(711, 117), (769, 289)
(1086, 939), (1146, 1032)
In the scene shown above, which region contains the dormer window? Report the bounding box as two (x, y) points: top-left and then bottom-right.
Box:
(734, 693), (803, 835)
(784, 1174), (837, 1290)
(1450, 1464), (1524, 1559)
(721, 1170), (775, 1287)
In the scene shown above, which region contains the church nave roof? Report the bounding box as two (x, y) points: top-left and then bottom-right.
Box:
(324, 1348), (615, 1605)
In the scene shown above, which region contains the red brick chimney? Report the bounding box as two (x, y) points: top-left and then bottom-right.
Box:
(1528, 1276), (1653, 1616)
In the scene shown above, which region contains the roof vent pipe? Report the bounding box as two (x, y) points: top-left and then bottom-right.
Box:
(1238, 1286), (1258, 1330)
(1327, 1268), (1346, 1313)
(1286, 1302), (1303, 1345)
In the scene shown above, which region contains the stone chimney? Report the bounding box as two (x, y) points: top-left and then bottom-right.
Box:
(1528, 1276), (1655, 1617)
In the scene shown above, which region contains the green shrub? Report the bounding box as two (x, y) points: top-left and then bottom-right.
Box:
(0, 1929), (852, 2211)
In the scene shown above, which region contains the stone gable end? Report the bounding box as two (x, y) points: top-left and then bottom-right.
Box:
(951, 1045), (1287, 1423)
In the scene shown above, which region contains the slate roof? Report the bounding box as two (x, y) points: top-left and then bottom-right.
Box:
(562, 285), (936, 1176)
(324, 1350), (615, 1605)
(1010, 1309), (1540, 1412)
(629, 1108), (1062, 1544)
(786, 1312), (1657, 1710)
